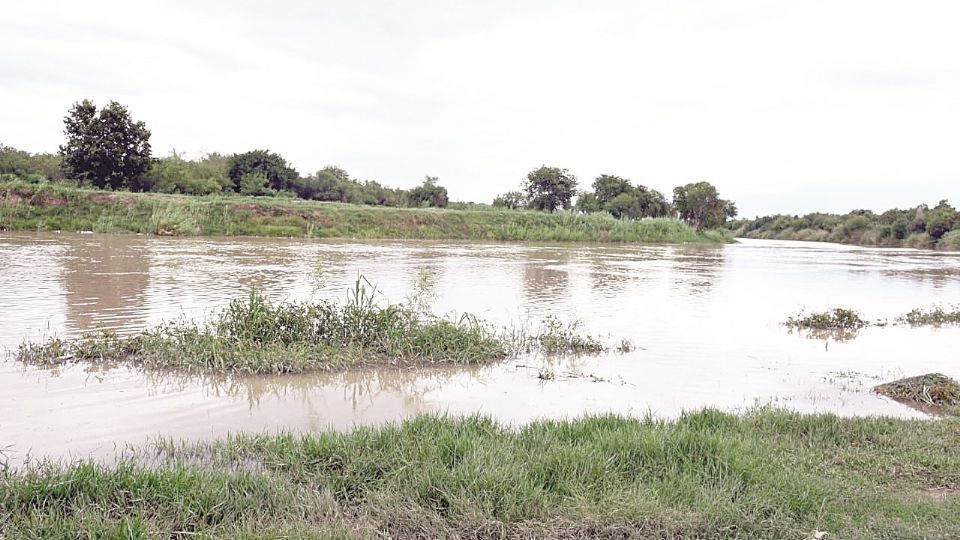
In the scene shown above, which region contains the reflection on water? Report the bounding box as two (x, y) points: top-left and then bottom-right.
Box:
(3, 232), (960, 464)
(62, 236), (152, 334)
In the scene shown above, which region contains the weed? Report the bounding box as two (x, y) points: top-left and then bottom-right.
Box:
(785, 308), (867, 330)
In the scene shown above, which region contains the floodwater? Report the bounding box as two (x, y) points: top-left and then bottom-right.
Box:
(2, 232), (960, 465)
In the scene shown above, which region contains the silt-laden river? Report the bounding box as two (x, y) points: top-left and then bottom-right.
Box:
(2, 232), (959, 464)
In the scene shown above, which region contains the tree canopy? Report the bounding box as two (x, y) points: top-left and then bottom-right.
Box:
(672, 182), (737, 230)
(577, 175), (671, 219)
(523, 166), (577, 212)
(227, 150), (298, 193)
(58, 100), (152, 189)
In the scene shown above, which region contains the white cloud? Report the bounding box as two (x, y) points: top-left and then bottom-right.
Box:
(2, 0), (959, 216)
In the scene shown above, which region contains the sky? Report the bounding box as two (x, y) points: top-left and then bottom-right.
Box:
(2, 0), (959, 217)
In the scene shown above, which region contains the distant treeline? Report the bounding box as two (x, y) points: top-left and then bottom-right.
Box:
(1, 98), (739, 231)
(0, 144), (449, 209)
(731, 200), (960, 250)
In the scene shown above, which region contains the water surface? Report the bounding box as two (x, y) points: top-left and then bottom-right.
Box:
(2, 232), (959, 464)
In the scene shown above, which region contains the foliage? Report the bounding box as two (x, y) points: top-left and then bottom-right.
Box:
(673, 181), (737, 230)
(0, 144), (63, 181)
(238, 172), (277, 197)
(58, 100), (152, 189)
(784, 308), (868, 330)
(577, 174), (672, 219)
(3, 409), (960, 538)
(0, 180), (733, 243)
(136, 151), (231, 195)
(897, 306), (960, 326)
(732, 199), (960, 250)
(406, 176), (449, 208)
(492, 190), (526, 209)
(523, 165), (577, 212)
(227, 150), (299, 193)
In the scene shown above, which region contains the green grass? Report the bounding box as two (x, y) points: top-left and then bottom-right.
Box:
(3, 409), (959, 538)
(0, 180), (733, 244)
(16, 285), (609, 374)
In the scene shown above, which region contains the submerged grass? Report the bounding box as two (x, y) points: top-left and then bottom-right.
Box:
(16, 283), (610, 374)
(784, 305), (960, 338)
(784, 308), (869, 331)
(897, 307), (960, 327)
(3, 409), (959, 538)
(0, 180), (732, 244)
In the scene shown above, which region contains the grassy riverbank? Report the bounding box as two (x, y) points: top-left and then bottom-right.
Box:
(2, 409), (958, 538)
(0, 181), (732, 243)
(16, 287), (605, 374)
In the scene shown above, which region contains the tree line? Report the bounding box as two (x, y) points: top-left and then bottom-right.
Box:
(731, 201), (960, 250)
(1, 100), (449, 209)
(1, 99), (738, 229)
(493, 166), (736, 230)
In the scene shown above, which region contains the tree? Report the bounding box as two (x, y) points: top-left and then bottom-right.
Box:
(227, 150), (298, 193)
(238, 172), (276, 196)
(592, 175), (633, 207)
(407, 176), (449, 208)
(672, 181), (737, 230)
(58, 100), (152, 189)
(493, 191), (527, 210)
(523, 166), (577, 212)
(925, 200), (958, 240)
(577, 175), (672, 219)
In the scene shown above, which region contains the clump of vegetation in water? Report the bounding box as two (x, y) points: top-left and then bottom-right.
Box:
(896, 306), (960, 327)
(3, 409), (960, 538)
(531, 316), (605, 354)
(784, 308), (868, 330)
(17, 282), (617, 374)
(874, 373), (960, 409)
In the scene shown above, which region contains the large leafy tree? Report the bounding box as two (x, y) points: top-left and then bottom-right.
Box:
(58, 100), (152, 189)
(578, 175), (672, 219)
(407, 176), (449, 208)
(227, 150), (298, 193)
(523, 166), (577, 212)
(672, 181), (737, 230)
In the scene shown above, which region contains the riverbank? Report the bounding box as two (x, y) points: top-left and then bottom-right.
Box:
(0, 181), (732, 243)
(3, 409), (958, 538)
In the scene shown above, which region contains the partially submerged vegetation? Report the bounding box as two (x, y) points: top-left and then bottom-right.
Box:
(16, 284), (611, 374)
(0, 181), (732, 244)
(784, 308), (868, 331)
(897, 307), (960, 327)
(875, 373), (960, 413)
(785, 305), (960, 337)
(3, 409), (959, 538)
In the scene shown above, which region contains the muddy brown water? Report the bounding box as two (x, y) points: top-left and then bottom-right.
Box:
(2, 232), (960, 465)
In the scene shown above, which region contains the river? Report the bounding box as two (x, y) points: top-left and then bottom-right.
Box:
(2, 232), (959, 464)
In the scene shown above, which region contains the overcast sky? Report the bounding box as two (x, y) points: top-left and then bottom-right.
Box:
(3, 0), (959, 217)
